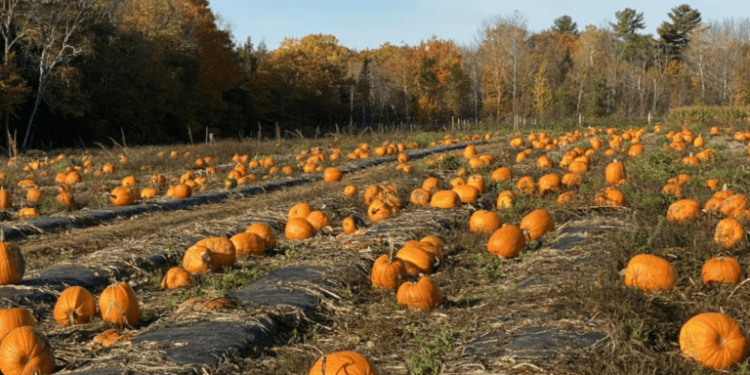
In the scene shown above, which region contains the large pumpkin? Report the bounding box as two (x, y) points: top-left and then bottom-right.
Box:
(182, 245), (215, 274)
(519, 209), (555, 240)
(160, 267), (192, 290)
(487, 225), (526, 258)
(231, 232), (265, 257)
(0, 326), (55, 375)
(308, 350), (379, 375)
(99, 282), (140, 327)
(395, 243), (434, 276)
(110, 186), (136, 206)
(396, 275), (442, 310)
(714, 218), (744, 249)
(679, 312), (749, 369)
(605, 160), (626, 185)
(623, 254), (676, 291)
(701, 256), (743, 285)
(469, 210), (503, 234)
(53, 286), (96, 326)
(285, 217), (316, 240)
(371, 253), (406, 291)
(245, 222), (277, 249)
(666, 199), (702, 224)
(0, 242), (24, 286)
(0, 308), (36, 342)
(194, 237), (236, 269)
(430, 190), (460, 209)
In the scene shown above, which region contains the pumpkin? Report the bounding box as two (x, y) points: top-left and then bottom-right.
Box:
(519, 209), (555, 240)
(556, 191), (579, 205)
(466, 174), (486, 193)
(110, 186), (136, 206)
(605, 160), (626, 185)
(245, 222), (277, 249)
(308, 350), (379, 375)
(397, 275), (442, 310)
(623, 254), (676, 291)
(594, 187), (626, 207)
(718, 194), (748, 217)
(55, 191), (74, 210)
(702, 256), (743, 285)
(323, 167), (343, 183)
(661, 183), (683, 198)
(487, 225), (526, 258)
(536, 155), (553, 169)
(0, 308), (35, 342)
(0, 326), (55, 375)
(342, 216), (357, 234)
(463, 145), (477, 158)
(368, 199), (396, 222)
(53, 286), (96, 326)
(420, 236), (444, 258)
(182, 245), (215, 274)
(490, 167), (513, 182)
(371, 249), (406, 291)
(230, 232), (265, 257)
(410, 188), (431, 206)
(99, 282), (140, 327)
(0, 188), (11, 209)
(343, 185), (358, 197)
(452, 185), (480, 203)
(422, 177), (440, 192)
(627, 144), (644, 158)
(430, 190), (459, 209)
(25, 188), (42, 204)
(395, 242), (434, 276)
(705, 178), (721, 192)
(286, 217), (316, 240)
(18, 207), (38, 220)
(195, 237), (236, 269)
(496, 190), (515, 209)
(537, 173), (561, 195)
(714, 218), (744, 249)
(159, 267), (192, 289)
(306, 210), (331, 230)
(288, 202), (312, 220)
(666, 199), (702, 224)
(0, 242), (24, 286)
(64, 171), (82, 184)
(679, 312), (749, 370)
(516, 176), (536, 195)
(170, 183), (192, 198)
(138, 187), (158, 200)
(469, 210), (503, 234)
(121, 175), (137, 187)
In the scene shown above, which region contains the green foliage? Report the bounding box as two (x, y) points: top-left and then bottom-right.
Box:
(407, 330), (453, 375)
(203, 267), (266, 293)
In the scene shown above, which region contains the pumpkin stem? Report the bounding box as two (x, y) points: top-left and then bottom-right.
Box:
(68, 310), (76, 325)
(321, 354), (327, 375)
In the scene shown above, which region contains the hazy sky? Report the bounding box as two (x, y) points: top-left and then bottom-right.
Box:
(209, 1), (750, 50)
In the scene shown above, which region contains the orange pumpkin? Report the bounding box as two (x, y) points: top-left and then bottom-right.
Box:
(159, 267), (192, 289)
(519, 209), (555, 240)
(0, 308), (36, 342)
(194, 237), (236, 269)
(714, 218), (744, 249)
(110, 186), (136, 206)
(99, 282), (140, 327)
(245, 222), (277, 249)
(666, 199), (702, 224)
(0, 326), (55, 375)
(430, 190), (460, 209)
(395, 242), (434, 276)
(371, 252), (406, 291)
(409, 188), (431, 206)
(285, 217), (316, 240)
(53, 286), (96, 326)
(490, 167), (513, 182)
(469, 210), (503, 234)
(0, 242), (24, 286)
(496, 190), (515, 209)
(25, 187), (42, 204)
(679, 312), (749, 369)
(182, 245), (215, 274)
(701, 256), (743, 285)
(288, 202), (312, 220)
(306, 210), (331, 230)
(396, 275), (442, 310)
(487, 225), (526, 258)
(323, 167), (343, 183)
(230, 232), (265, 257)
(605, 160), (626, 185)
(308, 350), (379, 375)
(623, 254), (676, 291)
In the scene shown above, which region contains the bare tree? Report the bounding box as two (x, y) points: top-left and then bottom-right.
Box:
(478, 10), (529, 129)
(21, 0), (98, 148)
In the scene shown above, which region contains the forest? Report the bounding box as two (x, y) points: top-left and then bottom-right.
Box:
(0, 1), (748, 150)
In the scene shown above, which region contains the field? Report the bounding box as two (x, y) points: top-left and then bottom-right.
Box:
(2, 122), (750, 375)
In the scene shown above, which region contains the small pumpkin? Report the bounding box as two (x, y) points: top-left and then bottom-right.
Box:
(490, 167), (513, 182)
(594, 187), (626, 207)
(342, 216), (358, 234)
(308, 350), (379, 375)
(25, 187), (42, 204)
(53, 286), (96, 326)
(452, 184), (480, 203)
(556, 191), (579, 205)
(288, 202), (312, 220)
(18, 207), (38, 220)
(110, 186), (136, 206)
(0, 326), (55, 375)
(343, 185), (358, 197)
(623, 254), (676, 291)
(323, 167), (343, 183)
(182, 245), (215, 274)
(0, 188), (11, 209)
(701, 256), (743, 285)
(409, 188), (431, 206)
(487, 225), (526, 258)
(469, 210), (503, 234)
(230, 232), (265, 257)
(679, 312), (749, 370)
(537, 173), (561, 195)
(666, 199), (702, 224)
(159, 267), (192, 289)
(395, 242), (434, 276)
(0, 242), (24, 286)
(306, 210), (330, 230)
(519, 209), (555, 240)
(605, 159), (626, 185)
(371, 247), (406, 291)
(496, 190), (515, 209)
(714, 217), (744, 249)
(422, 177), (440, 192)
(195, 237), (236, 269)
(430, 190), (460, 209)
(396, 275), (442, 310)
(245, 222), (277, 249)
(99, 282), (140, 327)
(285, 217), (316, 240)
(169, 183), (192, 199)
(516, 176), (536, 195)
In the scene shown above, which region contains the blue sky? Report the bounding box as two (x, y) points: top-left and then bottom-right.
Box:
(209, 1), (750, 50)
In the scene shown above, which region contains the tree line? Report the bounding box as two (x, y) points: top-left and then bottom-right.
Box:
(0, 1), (748, 150)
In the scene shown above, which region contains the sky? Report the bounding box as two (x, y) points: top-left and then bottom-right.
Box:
(208, 1), (750, 50)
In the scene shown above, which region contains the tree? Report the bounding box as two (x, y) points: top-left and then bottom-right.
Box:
(552, 15), (578, 36)
(533, 61), (552, 119)
(21, 0), (98, 148)
(478, 11), (529, 129)
(611, 8), (646, 38)
(657, 4), (702, 58)
(0, 0), (31, 151)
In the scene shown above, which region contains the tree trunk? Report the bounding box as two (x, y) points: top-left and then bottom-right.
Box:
(22, 85), (45, 149)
